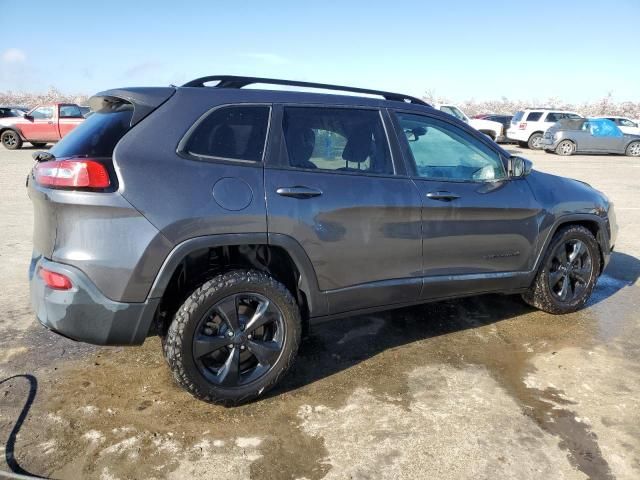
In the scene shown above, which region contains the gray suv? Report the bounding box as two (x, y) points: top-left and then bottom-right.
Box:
(28, 76), (617, 404)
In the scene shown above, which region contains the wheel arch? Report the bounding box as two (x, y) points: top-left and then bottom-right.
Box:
(0, 126), (25, 140)
(533, 214), (608, 276)
(147, 233), (326, 337)
(528, 130), (544, 139)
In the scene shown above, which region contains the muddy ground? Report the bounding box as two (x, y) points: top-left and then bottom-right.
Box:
(1, 146), (639, 480)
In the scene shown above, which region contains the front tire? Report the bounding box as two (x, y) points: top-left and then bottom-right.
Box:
(626, 141), (640, 157)
(522, 225), (600, 314)
(1, 130), (22, 150)
(527, 132), (544, 150)
(555, 140), (575, 156)
(163, 270), (301, 405)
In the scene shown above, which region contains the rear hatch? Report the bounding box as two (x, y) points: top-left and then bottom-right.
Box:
(28, 88), (174, 259)
(511, 111), (524, 128)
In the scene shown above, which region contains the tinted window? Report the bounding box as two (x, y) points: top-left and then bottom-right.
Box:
(396, 113), (505, 182)
(0, 108), (22, 118)
(619, 118), (637, 127)
(50, 108), (133, 158)
(512, 111), (524, 123)
(59, 105), (83, 118)
(525, 111), (543, 122)
(566, 113), (582, 120)
(31, 107), (53, 120)
(282, 107), (392, 174)
(545, 112), (563, 123)
(184, 106), (270, 162)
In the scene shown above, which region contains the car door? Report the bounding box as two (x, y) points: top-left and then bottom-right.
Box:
(586, 119), (625, 152)
(390, 110), (541, 300)
(23, 106), (59, 141)
(265, 105), (423, 315)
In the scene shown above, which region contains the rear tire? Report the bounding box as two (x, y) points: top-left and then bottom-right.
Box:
(31, 142), (47, 148)
(522, 225), (600, 314)
(626, 141), (640, 157)
(163, 270), (301, 405)
(555, 140), (575, 156)
(527, 132), (544, 150)
(1, 130), (22, 150)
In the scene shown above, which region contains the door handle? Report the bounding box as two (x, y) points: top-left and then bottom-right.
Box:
(47, 121), (54, 125)
(426, 191), (460, 201)
(276, 186), (323, 199)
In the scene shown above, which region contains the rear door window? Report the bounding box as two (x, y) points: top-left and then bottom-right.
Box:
(183, 105), (270, 162)
(525, 112), (543, 122)
(545, 112), (562, 123)
(281, 107), (393, 174)
(49, 107), (134, 158)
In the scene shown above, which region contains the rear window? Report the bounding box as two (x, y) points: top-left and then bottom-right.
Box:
(525, 111), (543, 122)
(512, 111), (524, 123)
(182, 105), (270, 162)
(50, 107), (133, 158)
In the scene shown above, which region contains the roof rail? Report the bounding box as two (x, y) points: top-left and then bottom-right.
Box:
(182, 75), (429, 106)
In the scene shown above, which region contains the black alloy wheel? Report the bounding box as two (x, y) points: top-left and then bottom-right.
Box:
(192, 293), (286, 387)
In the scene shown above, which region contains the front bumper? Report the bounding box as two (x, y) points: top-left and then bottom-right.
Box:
(540, 137), (561, 150)
(30, 255), (159, 345)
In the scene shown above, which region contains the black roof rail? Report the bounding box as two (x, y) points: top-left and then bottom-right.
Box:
(182, 75), (429, 106)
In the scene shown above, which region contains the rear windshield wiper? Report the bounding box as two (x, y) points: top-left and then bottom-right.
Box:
(32, 151), (55, 162)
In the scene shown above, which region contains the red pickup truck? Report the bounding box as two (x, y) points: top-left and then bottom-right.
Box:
(0, 103), (85, 150)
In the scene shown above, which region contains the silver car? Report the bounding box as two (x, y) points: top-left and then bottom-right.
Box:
(541, 118), (640, 156)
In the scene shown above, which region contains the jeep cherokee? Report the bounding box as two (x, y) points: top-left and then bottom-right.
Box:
(28, 76), (617, 405)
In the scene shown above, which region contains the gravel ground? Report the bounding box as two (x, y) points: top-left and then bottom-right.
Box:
(0, 145), (638, 480)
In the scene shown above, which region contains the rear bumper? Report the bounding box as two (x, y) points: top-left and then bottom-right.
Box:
(30, 255), (159, 345)
(506, 128), (528, 142)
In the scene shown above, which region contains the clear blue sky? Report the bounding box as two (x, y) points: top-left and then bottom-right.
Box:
(1, 0), (638, 102)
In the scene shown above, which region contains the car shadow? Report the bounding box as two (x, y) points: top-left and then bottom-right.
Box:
(270, 293), (534, 398)
(0, 374), (46, 478)
(270, 251), (638, 398)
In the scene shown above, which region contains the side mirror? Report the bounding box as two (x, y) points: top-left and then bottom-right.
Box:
(24, 114), (34, 121)
(509, 156), (532, 178)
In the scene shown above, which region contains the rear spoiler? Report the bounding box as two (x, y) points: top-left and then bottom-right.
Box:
(88, 87), (175, 126)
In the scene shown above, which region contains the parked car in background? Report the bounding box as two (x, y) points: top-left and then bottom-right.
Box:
(28, 75), (617, 404)
(507, 108), (583, 149)
(0, 103), (85, 149)
(541, 117), (640, 156)
(0, 106), (29, 118)
(434, 104), (504, 142)
(483, 114), (513, 142)
(472, 113), (491, 119)
(596, 116), (640, 135)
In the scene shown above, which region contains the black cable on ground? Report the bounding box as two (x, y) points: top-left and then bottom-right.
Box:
(0, 374), (48, 479)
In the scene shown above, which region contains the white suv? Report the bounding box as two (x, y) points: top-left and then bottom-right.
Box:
(507, 109), (583, 149)
(596, 116), (640, 135)
(434, 104), (504, 142)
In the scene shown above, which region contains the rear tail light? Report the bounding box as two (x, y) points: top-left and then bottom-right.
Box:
(34, 159), (110, 189)
(518, 122), (527, 130)
(39, 268), (73, 290)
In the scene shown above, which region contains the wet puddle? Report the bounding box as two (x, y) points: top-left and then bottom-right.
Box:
(1, 270), (639, 479)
